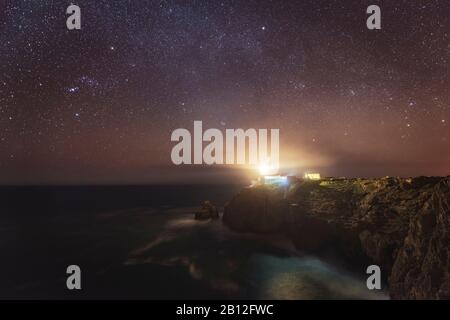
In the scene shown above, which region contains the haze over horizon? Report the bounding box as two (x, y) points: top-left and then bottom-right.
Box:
(1, 0), (449, 184)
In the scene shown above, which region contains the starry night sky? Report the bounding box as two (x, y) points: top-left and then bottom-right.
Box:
(0, 0), (449, 184)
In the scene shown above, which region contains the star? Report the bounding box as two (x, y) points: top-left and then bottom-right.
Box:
(1, 0), (449, 183)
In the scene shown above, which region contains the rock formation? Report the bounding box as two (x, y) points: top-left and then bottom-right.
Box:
(195, 201), (219, 220)
(223, 176), (450, 299)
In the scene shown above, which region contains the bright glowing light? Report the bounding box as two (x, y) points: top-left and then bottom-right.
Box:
(258, 162), (278, 176)
(259, 164), (271, 175)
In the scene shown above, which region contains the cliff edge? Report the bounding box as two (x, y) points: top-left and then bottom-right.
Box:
(223, 176), (450, 299)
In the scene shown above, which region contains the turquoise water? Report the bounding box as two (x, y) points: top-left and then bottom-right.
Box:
(120, 208), (388, 300)
(2, 204), (388, 299)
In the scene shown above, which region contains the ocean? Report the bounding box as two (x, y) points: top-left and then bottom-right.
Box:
(0, 185), (388, 299)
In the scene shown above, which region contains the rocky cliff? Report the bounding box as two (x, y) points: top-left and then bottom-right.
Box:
(223, 176), (450, 299)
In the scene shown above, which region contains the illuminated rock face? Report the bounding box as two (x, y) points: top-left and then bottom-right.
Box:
(223, 176), (450, 299)
(389, 178), (450, 299)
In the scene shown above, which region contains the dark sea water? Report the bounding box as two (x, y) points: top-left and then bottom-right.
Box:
(0, 185), (388, 299)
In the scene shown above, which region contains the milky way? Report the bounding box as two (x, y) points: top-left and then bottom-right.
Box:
(0, 0), (449, 184)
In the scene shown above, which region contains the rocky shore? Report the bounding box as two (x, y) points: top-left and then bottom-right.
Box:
(223, 176), (450, 299)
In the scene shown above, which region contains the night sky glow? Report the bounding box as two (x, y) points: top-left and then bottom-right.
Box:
(0, 0), (449, 184)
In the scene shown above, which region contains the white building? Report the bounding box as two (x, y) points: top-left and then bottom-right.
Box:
(304, 172), (321, 180)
